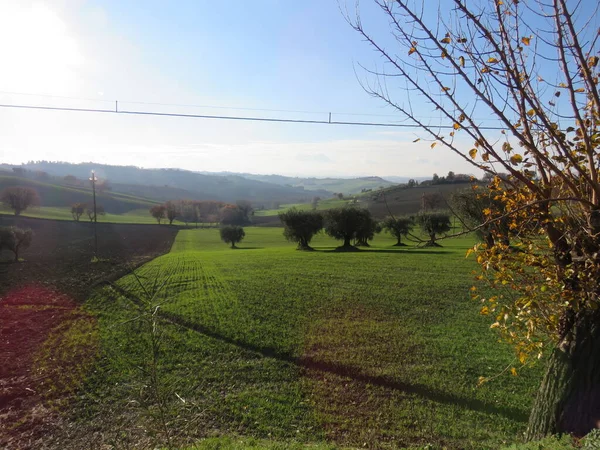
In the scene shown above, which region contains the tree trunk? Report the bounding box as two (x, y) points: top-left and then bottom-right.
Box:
(343, 236), (351, 247)
(526, 309), (600, 440)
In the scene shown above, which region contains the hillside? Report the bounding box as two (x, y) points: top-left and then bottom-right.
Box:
(365, 181), (476, 217)
(0, 175), (158, 214)
(204, 172), (397, 194)
(13, 162), (330, 205)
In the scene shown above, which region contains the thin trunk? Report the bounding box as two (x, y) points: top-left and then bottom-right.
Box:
(343, 236), (351, 247)
(527, 309), (600, 439)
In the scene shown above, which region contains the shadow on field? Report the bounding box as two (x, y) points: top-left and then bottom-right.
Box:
(315, 248), (450, 255)
(132, 301), (529, 425)
(232, 247), (264, 250)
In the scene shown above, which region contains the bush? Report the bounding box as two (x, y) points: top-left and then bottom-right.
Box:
(219, 225), (245, 248)
(0, 226), (33, 262)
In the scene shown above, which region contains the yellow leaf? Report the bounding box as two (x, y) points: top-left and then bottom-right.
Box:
(510, 154), (523, 164)
(518, 352), (527, 364)
(510, 367), (518, 376)
(481, 67), (490, 73)
(408, 47), (417, 56)
(527, 109), (535, 117)
(469, 148), (477, 159)
(442, 86), (451, 92)
(482, 153), (490, 162)
(453, 122), (461, 130)
(521, 36), (531, 46)
(458, 113), (466, 122)
(488, 57), (498, 63)
(440, 37), (451, 44)
(431, 142), (437, 149)
(480, 306), (489, 315)
(490, 322), (500, 329)
(574, 88), (585, 93)
(459, 56), (465, 68)
(502, 142), (512, 152)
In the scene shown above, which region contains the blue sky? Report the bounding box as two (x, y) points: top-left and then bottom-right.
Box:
(0, 0), (482, 178)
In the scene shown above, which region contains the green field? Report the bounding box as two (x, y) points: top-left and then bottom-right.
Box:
(0, 206), (159, 224)
(65, 227), (543, 449)
(254, 198), (360, 217)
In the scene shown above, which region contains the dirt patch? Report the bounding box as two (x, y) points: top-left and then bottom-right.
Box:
(0, 286), (83, 448)
(0, 217), (178, 448)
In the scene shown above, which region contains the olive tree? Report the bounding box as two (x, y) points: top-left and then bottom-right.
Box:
(347, 0), (600, 438)
(279, 208), (324, 250)
(381, 216), (414, 246)
(219, 225), (245, 248)
(324, 207), (373, 249)
(415, 211), (451, 247)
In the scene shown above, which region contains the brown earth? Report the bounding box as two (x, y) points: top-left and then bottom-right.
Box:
(0, 216), (178, 448)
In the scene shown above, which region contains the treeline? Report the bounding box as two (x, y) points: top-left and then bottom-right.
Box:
(279, 205), (453, 250)
(149, 199), (253, 227)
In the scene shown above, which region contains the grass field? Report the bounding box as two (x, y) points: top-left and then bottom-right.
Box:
(254, 198), (360, 217)
(0, 206), (160, 224)
(65, 227), (543, 449)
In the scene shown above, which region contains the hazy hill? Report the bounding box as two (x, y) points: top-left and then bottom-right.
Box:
(0, 174), (158, 214)
(13, 162), (329, 204)
(203, 171), (396, 194)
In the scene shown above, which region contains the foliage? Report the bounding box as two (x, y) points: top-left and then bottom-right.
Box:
(347, 0), (600, 437)
(324, 207), (373, 248)
(71, 202), (86, 221)
(219, 225), (245, 248)
(381, 216), (414, 246)
(164, 200), (178, 225)
(149, 204), (166, 224)
(450, 187), (510, 246)
(220, 204), (251, 226)
(278, 207), (324, 250)
(0, 186), (40, 215)
(415, 212), (451, 247)
(0, 226), (33, 262)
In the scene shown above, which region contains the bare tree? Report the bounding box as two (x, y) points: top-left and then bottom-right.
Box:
(0, 186), (40, 216)
(346, 0), (600, 439)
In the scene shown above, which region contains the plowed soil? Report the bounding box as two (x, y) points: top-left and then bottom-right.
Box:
(0, 216), (178, 448)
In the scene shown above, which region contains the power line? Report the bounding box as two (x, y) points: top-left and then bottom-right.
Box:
(0, 102), (508, 130)
(0, 90), (504, 122)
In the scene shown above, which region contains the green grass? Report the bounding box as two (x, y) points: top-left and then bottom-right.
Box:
(0, 206), (160, 224)
(74, 227), (543, 449)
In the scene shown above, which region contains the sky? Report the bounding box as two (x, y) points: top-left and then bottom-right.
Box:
(0, 0), (488, 178)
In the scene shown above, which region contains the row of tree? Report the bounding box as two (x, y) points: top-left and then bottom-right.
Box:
(279, 206), (452, 250)
(149, 199), (253, 226)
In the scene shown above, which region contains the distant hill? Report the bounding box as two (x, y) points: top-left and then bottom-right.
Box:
(0, 174), (158, 214)
(11, 162), (330, 205)
(201, 172), (396, 194)
(364, 182), (476, 218)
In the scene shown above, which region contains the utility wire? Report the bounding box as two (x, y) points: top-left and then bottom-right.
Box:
(0, 102), (508, 130)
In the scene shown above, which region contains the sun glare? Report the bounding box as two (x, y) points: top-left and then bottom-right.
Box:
(0, 2), (83, 94)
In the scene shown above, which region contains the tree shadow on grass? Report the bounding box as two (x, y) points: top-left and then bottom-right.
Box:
(314, 248), (450, 255)
(151, 304), (528, 424)
(231, 246), (264, 250)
